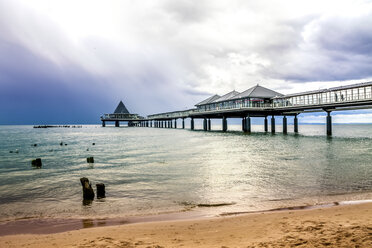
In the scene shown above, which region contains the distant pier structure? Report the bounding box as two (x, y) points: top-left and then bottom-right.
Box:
(101, 101), (143, 127)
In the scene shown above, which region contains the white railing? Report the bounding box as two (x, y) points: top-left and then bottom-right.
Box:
(145, 84), (372, 119)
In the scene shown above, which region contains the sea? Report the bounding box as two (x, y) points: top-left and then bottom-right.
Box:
(0, 123), (371, 223)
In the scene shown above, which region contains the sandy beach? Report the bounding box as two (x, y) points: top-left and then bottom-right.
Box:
(0, 202), (371, 248)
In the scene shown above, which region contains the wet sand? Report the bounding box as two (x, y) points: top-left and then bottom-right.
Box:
(0, 202), (371, 247)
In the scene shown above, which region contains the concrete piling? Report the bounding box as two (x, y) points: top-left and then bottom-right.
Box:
(326, 111), (332, 136)
(283, 116), (287, 134)
(271, 116), (275, 133)
(222, 117), (227, 132)
(264, 116), (268, 132)
(246, 115), (251, 133)
(294, 115), (298, 133)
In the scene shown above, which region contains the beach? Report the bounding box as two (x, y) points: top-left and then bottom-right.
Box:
(1, 202), (371, 247)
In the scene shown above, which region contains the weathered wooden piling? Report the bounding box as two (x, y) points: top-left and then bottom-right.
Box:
(80, 177), (95, 200)
(96, 183), (106, 199)
(87, 157), (94, 163)
(31, 158), (42, 168)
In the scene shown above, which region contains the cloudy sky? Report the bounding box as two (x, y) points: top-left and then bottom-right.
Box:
(1, 0), (372, 124)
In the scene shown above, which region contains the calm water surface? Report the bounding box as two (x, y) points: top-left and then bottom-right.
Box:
(0, 124), (371, 221)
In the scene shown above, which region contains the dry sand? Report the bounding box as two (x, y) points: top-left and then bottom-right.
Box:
(0, 202), (371, 247)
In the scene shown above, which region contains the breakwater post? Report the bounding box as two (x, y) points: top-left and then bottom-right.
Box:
(96, 183), (106, 199)
(80, 177), (95, 201)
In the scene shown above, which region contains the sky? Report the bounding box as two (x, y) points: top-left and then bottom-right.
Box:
(1, 0), (372, 124)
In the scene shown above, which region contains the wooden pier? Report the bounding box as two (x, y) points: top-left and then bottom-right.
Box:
(103, 82), (372, 135)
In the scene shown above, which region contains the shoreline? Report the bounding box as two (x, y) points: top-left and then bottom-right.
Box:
(1, 199), (371, 237)
(0, 202), (371, 247)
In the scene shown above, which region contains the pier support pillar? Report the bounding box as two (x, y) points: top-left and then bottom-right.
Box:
(264, 116), (268, 132)
(208, 119), (211, 131)
(115, 121), (120, 127)
(102, 121), (105, 127)
(174, 119), (177, 129)
(271, 116), (275, 133)
(203, 118), (207, 131)
(182, 118), (185, 129)
(283, 116), (287, 134)
(169, 120), (172, 128)
(246, 115), (251, 133)
(326, 111), (332, 136)
(222, 117), (227, 132)
(242, 117), (246, 132)
(191, 118), (194, 130)
(150, 121), (152, 128)
(294, 115), (298, 133)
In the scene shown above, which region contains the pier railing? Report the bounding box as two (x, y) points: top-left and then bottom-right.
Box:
(145, 82), (372, 119)
(101, 113), (143, 120)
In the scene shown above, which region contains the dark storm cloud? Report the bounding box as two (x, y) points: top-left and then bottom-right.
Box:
(0, 40), (112, 124)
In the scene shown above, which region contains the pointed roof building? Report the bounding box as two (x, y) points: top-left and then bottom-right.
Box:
(231, 85), (283, 100)
(195, 94), (221, 106)
(211, 90), (240, 103)
(114, 101), (130, 114)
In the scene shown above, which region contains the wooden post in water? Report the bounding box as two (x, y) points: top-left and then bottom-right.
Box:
(182, 118), (185, 129)
(203, 118), (207, 131)
(115, 121), (120, 127)
(191, 118), (194, 130)
(208, 119), (211, 131)
(102, 121), (105, 127)
(174, 119), (177, 129)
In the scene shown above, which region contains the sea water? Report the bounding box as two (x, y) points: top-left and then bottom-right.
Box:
(0, 124), (371, 222)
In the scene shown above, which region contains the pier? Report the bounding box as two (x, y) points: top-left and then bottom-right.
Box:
(102, 82), (372, 135)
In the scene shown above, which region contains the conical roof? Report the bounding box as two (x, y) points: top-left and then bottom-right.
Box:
(114, 101), (130, 114)
(232, 85), (283, 99)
